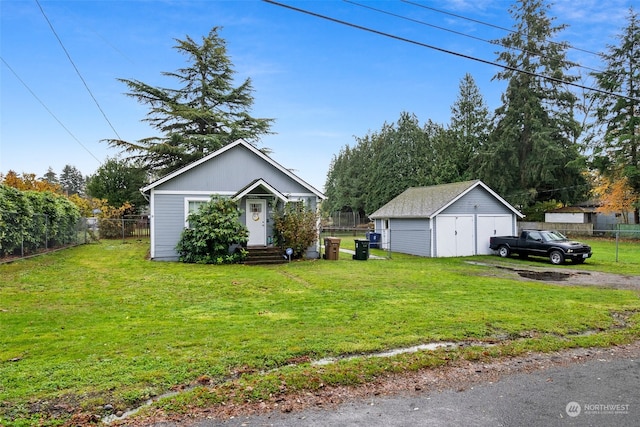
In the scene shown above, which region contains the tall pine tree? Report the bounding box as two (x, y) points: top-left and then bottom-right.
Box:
(591, 8), (640, 223)
(449, 73), (491, 182)
(105, 27), (273, 176)
(477, 0), (586, 208)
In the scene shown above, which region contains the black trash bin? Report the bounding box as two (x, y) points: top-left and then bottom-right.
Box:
(353, 239), (369, 260)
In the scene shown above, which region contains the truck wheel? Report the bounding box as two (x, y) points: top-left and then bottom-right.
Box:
(549, 250), (564, 265)
(498, 245), (510, 258)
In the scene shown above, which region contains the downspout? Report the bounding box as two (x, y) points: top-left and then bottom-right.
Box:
(140, 187), (154, 259)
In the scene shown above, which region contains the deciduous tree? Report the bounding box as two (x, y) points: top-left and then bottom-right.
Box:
(594, 175), (637, 224)
(86, 158), (148, 212)
(1, 170), (61, 193)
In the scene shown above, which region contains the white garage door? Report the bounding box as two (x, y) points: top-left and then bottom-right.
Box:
(476, 215), (514, 255)
(436, 215), (474, 257)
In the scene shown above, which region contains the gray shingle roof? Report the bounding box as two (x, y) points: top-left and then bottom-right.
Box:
(369, 180), (487, 219)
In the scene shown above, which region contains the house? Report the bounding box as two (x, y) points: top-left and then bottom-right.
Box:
(140, 139), (326, 261)
(545, 201), (636, 231)
(545, 205), (596, 224)
(368, 180), (523, 257)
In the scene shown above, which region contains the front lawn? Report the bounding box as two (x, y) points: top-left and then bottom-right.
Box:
(1, 239), (639, 425)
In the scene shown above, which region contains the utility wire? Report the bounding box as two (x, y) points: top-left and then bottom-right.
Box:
(345, 0), (603, 74)
(262, 0), (638, 102)
(35, 0), (122, 140)
(401, 0), (603, 58)
(1, 57), (102, 164)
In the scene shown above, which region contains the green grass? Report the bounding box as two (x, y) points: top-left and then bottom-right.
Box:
(1, 238), (639, 425)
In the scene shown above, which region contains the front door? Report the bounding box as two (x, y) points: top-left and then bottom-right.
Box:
(246, 199), (267, 246)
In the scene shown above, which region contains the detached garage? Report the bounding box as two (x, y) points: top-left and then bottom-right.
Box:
(369, 180), (523, 257)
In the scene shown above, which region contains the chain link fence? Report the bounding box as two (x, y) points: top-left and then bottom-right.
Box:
(92, 215), (150, 241)
(0, 212), (91, 260)
(1, 212), (150, 261)
(321, 211), (371, 230)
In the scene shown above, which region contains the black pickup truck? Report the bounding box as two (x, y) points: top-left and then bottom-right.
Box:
(489, 230), (592, 265)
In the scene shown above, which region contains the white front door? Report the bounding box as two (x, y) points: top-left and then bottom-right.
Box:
(247, 199), (267, 246)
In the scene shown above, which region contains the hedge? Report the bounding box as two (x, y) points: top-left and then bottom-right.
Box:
(0, 184), (81, 257)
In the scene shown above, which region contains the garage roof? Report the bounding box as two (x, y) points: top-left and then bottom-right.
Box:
(369, 180), (523, 219)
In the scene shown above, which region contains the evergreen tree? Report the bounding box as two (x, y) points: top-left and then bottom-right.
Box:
(591, 8), (640, 223)
(365, 113), (431, 214)
(476, 0), (586, 208)
(324, 138), (373, 216)
(105, 27), (273, 175)
(42, 167), (58, 184)
(59, 165), (85, 196)
(323, 112), (451, 216)
(449, 73), (491, 181)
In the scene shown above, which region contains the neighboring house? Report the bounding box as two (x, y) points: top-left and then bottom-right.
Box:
(369, 180), (523, 257)
(545, 206), (595, 224)
(141, 139), (326, 261)
(545, 201), (636, 231)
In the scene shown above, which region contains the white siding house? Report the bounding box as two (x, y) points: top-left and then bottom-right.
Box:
(545, 206), (595, 224)
(369, 180), (523, 257)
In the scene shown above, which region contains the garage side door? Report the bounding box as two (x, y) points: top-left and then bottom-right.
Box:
(476, 215), (513, 255)
(436, 215), (474, 257)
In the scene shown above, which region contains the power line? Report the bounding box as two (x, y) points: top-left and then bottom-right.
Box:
(35, 0), (122, 141)
(345, 0), (603, 74)
(401, 0), (603, 58)
(262, 0), (638, 103)
(1, 57), (102, 164)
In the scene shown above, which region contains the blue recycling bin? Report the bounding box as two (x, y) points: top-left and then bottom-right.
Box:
(367, 232), (381, 249)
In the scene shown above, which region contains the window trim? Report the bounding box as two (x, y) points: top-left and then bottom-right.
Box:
(184, 197), (211, 228)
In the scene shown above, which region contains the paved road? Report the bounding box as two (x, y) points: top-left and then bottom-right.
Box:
(150, 347), (639, 427)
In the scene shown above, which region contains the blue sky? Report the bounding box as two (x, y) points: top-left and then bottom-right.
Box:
(0, 0), (635, 192)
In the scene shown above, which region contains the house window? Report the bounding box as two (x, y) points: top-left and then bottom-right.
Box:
(184, 198), (211, 228)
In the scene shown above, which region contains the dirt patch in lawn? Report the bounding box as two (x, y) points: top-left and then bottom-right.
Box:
(467, 261), (640, 291)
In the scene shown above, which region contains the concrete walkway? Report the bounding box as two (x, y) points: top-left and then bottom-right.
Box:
(339, 248), (386, 260)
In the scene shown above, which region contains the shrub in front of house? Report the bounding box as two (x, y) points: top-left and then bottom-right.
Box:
(176, 196), (249, 264)
(273, 201), (319, 259)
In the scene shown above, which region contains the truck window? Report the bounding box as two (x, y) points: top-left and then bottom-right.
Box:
(527, 231), (542, 241)
(541, 231), (567, 241)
